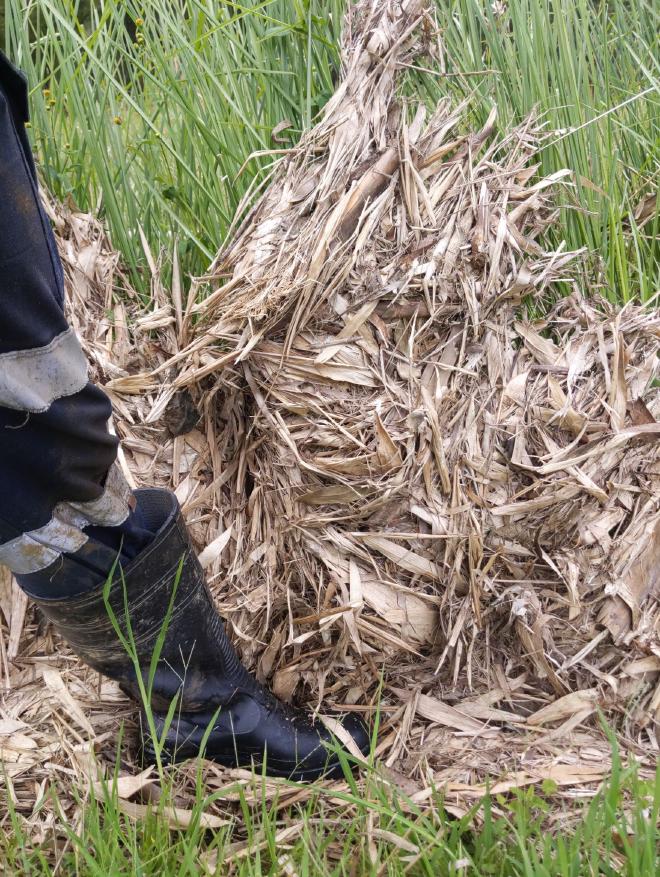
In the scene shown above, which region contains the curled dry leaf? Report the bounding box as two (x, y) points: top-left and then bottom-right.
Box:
(119, 799), (231, 831)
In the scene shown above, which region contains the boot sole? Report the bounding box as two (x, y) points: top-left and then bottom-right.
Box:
(140, 737), (355, 782)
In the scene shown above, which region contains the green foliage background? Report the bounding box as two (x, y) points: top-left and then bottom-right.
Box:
(4, 0), (658, 304)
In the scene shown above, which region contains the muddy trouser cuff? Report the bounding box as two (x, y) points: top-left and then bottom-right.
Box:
(16, 501), (155, 599)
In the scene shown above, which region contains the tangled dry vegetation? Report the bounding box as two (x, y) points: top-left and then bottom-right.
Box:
(1, 0), (658, 825)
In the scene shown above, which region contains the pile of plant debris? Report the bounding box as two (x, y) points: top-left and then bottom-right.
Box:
(2, 0), (657, 826)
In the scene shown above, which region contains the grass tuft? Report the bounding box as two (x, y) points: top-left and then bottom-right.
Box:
(2, 743), (658, 875)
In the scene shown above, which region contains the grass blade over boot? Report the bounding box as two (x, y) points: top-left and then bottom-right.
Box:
(26, 489), (370, 780)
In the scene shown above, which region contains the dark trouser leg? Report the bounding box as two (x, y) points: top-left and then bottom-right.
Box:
(0, 52), (151, 596)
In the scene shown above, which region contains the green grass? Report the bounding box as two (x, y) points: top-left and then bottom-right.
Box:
(3, 740), (658, 875)
(4, 0), (658, 301)
(4, 0), (344, 293)
(413, 0), (660, 304)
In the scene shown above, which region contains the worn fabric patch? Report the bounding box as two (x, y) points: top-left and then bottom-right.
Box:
(0, 463), (131, 574)
(68, 462), (133, 527)
(0, 327), (88, 413)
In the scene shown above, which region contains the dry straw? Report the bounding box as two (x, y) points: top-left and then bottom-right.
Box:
(1, 0), (657, 821)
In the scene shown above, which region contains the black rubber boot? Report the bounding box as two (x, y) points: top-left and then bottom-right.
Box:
(28, 489), (370, 780)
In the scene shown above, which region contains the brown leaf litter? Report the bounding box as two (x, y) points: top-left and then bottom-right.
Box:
(1, 0), (658, 839)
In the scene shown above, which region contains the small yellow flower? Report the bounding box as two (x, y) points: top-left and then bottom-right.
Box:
(113, 115), (123, 125)
(42, 87), (51, 97)
(135, 17), (144, 26)
(48, 98), (56, 107)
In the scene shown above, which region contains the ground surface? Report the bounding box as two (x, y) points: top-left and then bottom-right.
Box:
(1, 1), (658, 874)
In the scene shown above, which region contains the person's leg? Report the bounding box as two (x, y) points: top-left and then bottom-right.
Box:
(0, 52), (152, 594)
(0, 51), (368, 779)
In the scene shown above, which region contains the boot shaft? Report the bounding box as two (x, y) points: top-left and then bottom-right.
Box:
(27, 490), (249, 707)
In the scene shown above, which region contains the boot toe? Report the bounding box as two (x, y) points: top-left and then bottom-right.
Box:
(141, 701), (371, 782)
(280, 709), (371, 781)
